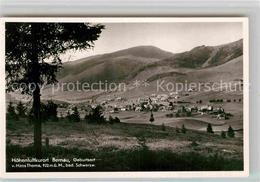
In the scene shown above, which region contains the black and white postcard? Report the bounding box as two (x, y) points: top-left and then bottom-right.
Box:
(0, 17), (249, 178)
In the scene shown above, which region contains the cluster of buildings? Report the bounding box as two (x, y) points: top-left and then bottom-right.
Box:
(56, 89), (237, 121)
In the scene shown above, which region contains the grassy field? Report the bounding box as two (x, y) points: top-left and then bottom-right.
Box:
(107, 110), (242, 132)
(6, 117), (243, 171)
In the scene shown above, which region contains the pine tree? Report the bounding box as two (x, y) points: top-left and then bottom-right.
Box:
(45, 101), (58, 121)
(181, 124), (187, 134)
(93, 105), (105, 123)
(16, 101), (26, 117)
(71, 107), (80, 122)
(66, 110), (71, 121)
(108, 115), (114, 124)
(7, 102), (18, 120)
(6, 22), (104, 157)
(114, 117), (120, 123)
(175, 111), (180, 117)
(85, 105), (106, 124)
(227, 125), (235, 138)
(186, 111), (192, 117)
(149, 112), (154, 123)
(207, 123), (214, 133)
(221, 131), (226, 138)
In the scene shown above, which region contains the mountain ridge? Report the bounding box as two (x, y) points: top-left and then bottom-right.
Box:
(58, 39), (243, 85)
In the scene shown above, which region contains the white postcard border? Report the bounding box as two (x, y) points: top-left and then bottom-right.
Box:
(0, 17), (249, 179)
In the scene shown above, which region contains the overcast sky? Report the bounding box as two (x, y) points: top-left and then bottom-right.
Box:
(63, 22), (243, 62)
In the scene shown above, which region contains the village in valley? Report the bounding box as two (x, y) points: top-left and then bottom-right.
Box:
(7, 76), (243, 137)
(50, 78), (243, 135)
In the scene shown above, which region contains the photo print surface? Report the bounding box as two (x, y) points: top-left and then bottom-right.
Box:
(1, 17), (249, 177)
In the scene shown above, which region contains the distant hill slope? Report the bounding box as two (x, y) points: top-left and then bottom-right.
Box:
(159, 39), (242, 69)
(58, 46), (174, 83)
(100, 45), (174, 59)
(57, 39), (243, 86)
(96, 55), (243, 101)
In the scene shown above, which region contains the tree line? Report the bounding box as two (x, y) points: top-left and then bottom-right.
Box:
(7, 101), (121, 125)
(156, 121), (236, 138)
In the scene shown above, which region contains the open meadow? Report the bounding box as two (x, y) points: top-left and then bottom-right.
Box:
(6, 115), (243, 171)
